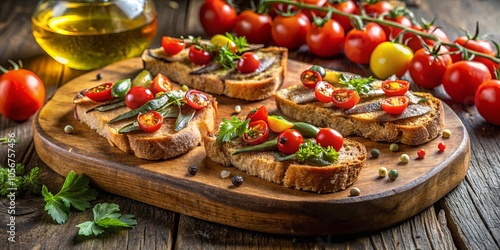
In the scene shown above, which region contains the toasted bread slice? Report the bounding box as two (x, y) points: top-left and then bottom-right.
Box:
(142, 46), (288, 101)
(74, 93), (217, 160)
(275, 84), (444, 145)
(204, 136), (367, 193)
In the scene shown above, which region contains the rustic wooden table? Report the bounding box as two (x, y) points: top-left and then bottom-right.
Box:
(1, 0), (499, 249)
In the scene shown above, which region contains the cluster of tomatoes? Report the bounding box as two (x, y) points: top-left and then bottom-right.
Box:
(199, 0), (500, 126)
(243, 106), (344, 155)
(84, 72), (210, 133)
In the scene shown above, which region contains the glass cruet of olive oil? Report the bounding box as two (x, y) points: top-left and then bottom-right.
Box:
(31, 0), (157, 70)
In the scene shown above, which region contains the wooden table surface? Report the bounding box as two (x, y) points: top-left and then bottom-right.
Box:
(1, 0), (499, 249)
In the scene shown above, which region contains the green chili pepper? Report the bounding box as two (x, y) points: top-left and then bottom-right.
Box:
(111, 78), (132, 98)
(132, 70), (153, 87)
(292, 122), (320, 138)
(232, 139), (278, 155)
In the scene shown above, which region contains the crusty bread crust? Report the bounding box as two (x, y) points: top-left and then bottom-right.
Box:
(275, 85), (444, 145)
(141, 46), (288, 101)
(204, 136), (367, 193)
(75, 95), (217, 160)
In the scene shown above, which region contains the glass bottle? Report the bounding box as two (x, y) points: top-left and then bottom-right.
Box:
(32, 0), (157, 70)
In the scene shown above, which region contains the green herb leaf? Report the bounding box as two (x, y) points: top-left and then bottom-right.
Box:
(338, 74), (375, 95)
(216, 116), (250, 144)
(275, 141), (339, 166)
(175, 104), (196, 131)
(76, 203), (137, 236)
(42, 171), (97, 224)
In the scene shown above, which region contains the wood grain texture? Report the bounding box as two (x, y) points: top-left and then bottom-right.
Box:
(33, 57), (470, 235)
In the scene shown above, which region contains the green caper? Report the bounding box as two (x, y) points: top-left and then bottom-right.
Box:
(181, 84), (189, 92)
(389, 143), (399, 152)
(309, 65), (326, 78)
(388, 169), (399, 180)
(64, 125), (74, 134)
(132, 70), (153, 87)
(371, 148), (380, 158)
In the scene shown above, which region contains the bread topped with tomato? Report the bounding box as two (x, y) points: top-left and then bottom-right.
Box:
(73, 72), (217, 160)
(203, 106), (367, 194)
(141, 34), (288, 101)
(274, 69), (444, 146)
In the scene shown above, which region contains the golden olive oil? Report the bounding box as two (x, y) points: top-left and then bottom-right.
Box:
(32, 1), (157, 70)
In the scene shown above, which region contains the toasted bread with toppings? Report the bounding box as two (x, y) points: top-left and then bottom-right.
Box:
(203, 135), (366, 193)
(141, 46), (288, 101)
(274, 83), (444, 146)
(73, 91), (217, 160)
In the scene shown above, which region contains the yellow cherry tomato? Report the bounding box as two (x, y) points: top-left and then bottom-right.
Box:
(210, 34), (237, 52)
(267, 115), (294, 133)
(369, 41), (413, 79)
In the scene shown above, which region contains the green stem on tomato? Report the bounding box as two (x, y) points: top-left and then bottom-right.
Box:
(262, 0), (500, 64)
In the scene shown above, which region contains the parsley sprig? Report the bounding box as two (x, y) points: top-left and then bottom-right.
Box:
(275, 141), (339, 166)
(216, 116), (250, 144)
(189, 33), (249, 70)
(338, 74), (374, 95)
(76, 203), (137, 236)
(42, 171), (98, 224)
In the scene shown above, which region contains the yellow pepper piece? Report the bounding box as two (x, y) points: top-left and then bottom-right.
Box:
(323, 71), (341, 84)
(267, 115), (294, 133)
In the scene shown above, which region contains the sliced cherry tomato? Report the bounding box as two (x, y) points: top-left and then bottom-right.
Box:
(442, 61), (492, 104)
(315, 128), (344, 152)
(199, 0), (237, 36)
(150, 73), (173, 95)
(277, 129), (304, 155)
(84, 82), (114, 102)
(381, 96), (409, 115)
(237, 52), (260, 73)
(161, 36), (186, 56)
(271, 12), (310, 50)
(188, 45), (212, 66)
(234, 10), (273, 44)
(344, 22), (387, 64)
(314, 81), (334, 103)
(370, 41), (413, 79)
(332, 89), (360, 109)
(243, 120), (270, 145)
(381, 79), (410, 97)
(475, 79), (500, 126)
(125, 86), (154, 109)
(246, 105), (268, 123)
(301, 69), (323, 89)
(185, 89), (210, 110)
(137, 110), (163, 133)
(267, 115), (294, 133)
(409, 45), (453, 89)
(306, 19), (345, 57)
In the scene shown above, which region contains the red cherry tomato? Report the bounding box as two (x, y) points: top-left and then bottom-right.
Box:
(381, 12), (412, 40)
(474, 56), (499, 79)
(344, 22), (387, 64)
(329, 0), (358, 32)
(475, 79), (500, 126)
(271, 12), (310, 50)
(409, 46), (453, 89)
(306, 19), (345, 57)
(125, 86), (154, 109)
(243, 120), (270, 145)
(299, 0), (328, 20)
(188, 45), (212, 66)
(315, 128), (344, 152)
(358, 1), (393, 18)
(137, 110), (163, 133)
(199, 0), (237, 36)
(442, 61), (492, 104)
(161, 36), (186, 56)
(150, 73), (173, 95)
(84, 82), (114, 102)
(332, 89), (360, 109)
(449, 36), (495, 63)
(314, 81), (334, 103)
(381, 96), (409, 115)
(300, 69), (323, 89)
(246, 105), (268, 123)
(237, 52), (260, 74)
(185, 90), (210, 110)
(0, 63), (46, 121)
(438, 142), (446, 151)
(234, 10), (273, 44)
(403, 25), (450, 53)
(417, 148), (426, 159)
(277, 129), (304, 155)
(381, 79), (410, 97)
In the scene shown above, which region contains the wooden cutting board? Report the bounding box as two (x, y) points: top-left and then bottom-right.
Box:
(33, 57), (470, 236)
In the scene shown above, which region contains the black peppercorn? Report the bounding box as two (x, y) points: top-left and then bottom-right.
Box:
(188, 165), (198, 175)
(232, 175), (243, 187)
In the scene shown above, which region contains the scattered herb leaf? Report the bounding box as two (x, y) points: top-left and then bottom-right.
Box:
(76, 203), (137, 236)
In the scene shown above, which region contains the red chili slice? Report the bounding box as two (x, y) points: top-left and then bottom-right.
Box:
(137, 110), (163, 133)
(84, 82), (114, 102)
